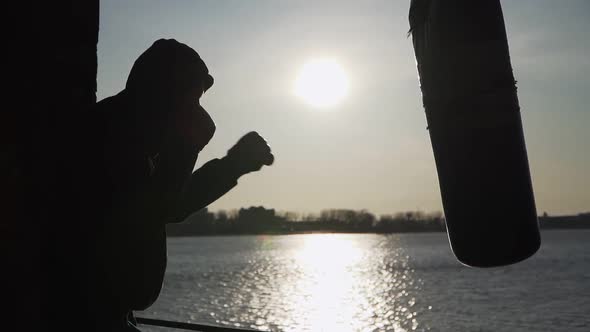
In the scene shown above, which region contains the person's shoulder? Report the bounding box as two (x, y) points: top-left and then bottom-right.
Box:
(97, 90), (127, 112)
(94, 90), (133, 130)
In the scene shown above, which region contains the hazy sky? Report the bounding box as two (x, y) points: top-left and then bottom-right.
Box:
(98, 0), (589, 216)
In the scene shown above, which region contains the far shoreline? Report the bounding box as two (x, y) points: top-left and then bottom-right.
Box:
(166, 227), (590, 238)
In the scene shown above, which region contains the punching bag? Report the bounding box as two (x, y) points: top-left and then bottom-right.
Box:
(409, 0), (540, 267)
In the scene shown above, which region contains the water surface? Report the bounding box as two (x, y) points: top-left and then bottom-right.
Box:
(139, 230), (590, 331)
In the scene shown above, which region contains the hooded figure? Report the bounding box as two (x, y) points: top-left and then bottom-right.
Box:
(90, 39), (273, 331)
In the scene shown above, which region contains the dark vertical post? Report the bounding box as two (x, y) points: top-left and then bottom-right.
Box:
(6, 1), (100, 330)
(409, 0), (540, 267)
(43, 1), (100, 328)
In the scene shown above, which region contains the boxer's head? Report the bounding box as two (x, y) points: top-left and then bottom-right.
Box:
(125, 39), (214, 103)
(123, 39), (216, 150)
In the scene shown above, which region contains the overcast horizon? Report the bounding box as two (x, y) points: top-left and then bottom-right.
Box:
(98, 0), (589, 216)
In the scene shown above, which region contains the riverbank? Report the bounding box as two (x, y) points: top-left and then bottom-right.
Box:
(166, 214), (590, 237)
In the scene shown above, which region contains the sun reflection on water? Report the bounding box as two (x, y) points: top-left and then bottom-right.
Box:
(276, 234), (420, 332)
(287, 234), (362, 331)
(142, 234), (426, 332)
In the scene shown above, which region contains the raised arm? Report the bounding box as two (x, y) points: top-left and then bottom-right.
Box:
(169, 157), (239, 223)
(169, 131), (274, 223)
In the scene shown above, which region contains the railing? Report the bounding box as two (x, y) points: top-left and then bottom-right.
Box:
(136, 317), (262, 332)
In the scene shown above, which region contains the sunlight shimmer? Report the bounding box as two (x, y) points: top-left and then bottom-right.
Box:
(287, 234), (363, 331)
(270, 234), (420, 331)
(294, 59), (349, 109)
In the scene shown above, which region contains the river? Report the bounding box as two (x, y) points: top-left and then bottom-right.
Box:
(138, 230), (590, 331)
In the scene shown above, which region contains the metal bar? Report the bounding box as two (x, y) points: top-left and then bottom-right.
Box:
(135, 316), (262, 332)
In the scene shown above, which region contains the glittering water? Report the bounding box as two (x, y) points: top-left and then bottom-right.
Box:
(138, 230), (590, 332)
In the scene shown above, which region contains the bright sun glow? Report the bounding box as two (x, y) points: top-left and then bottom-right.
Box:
(294, 59), (349, 109)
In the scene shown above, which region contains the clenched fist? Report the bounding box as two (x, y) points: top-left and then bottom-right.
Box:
(225, 131), (274, 177)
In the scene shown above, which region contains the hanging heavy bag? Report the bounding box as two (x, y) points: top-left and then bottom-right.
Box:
(409, 0), (540, 267)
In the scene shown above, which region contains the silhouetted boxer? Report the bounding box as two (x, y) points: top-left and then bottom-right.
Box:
(91, 39), (273, 331)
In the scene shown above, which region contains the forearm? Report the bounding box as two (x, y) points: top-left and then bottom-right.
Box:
(169, 157), (240, 223)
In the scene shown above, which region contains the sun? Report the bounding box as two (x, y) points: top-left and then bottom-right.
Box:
(294, 59), (349, 109)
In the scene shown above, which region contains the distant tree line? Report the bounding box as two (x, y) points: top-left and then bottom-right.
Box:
(538, 212), (590, 229)
(166, 207), (590, 237)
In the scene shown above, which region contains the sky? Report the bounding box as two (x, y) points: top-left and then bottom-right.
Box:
(98, 0), (589, 216)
